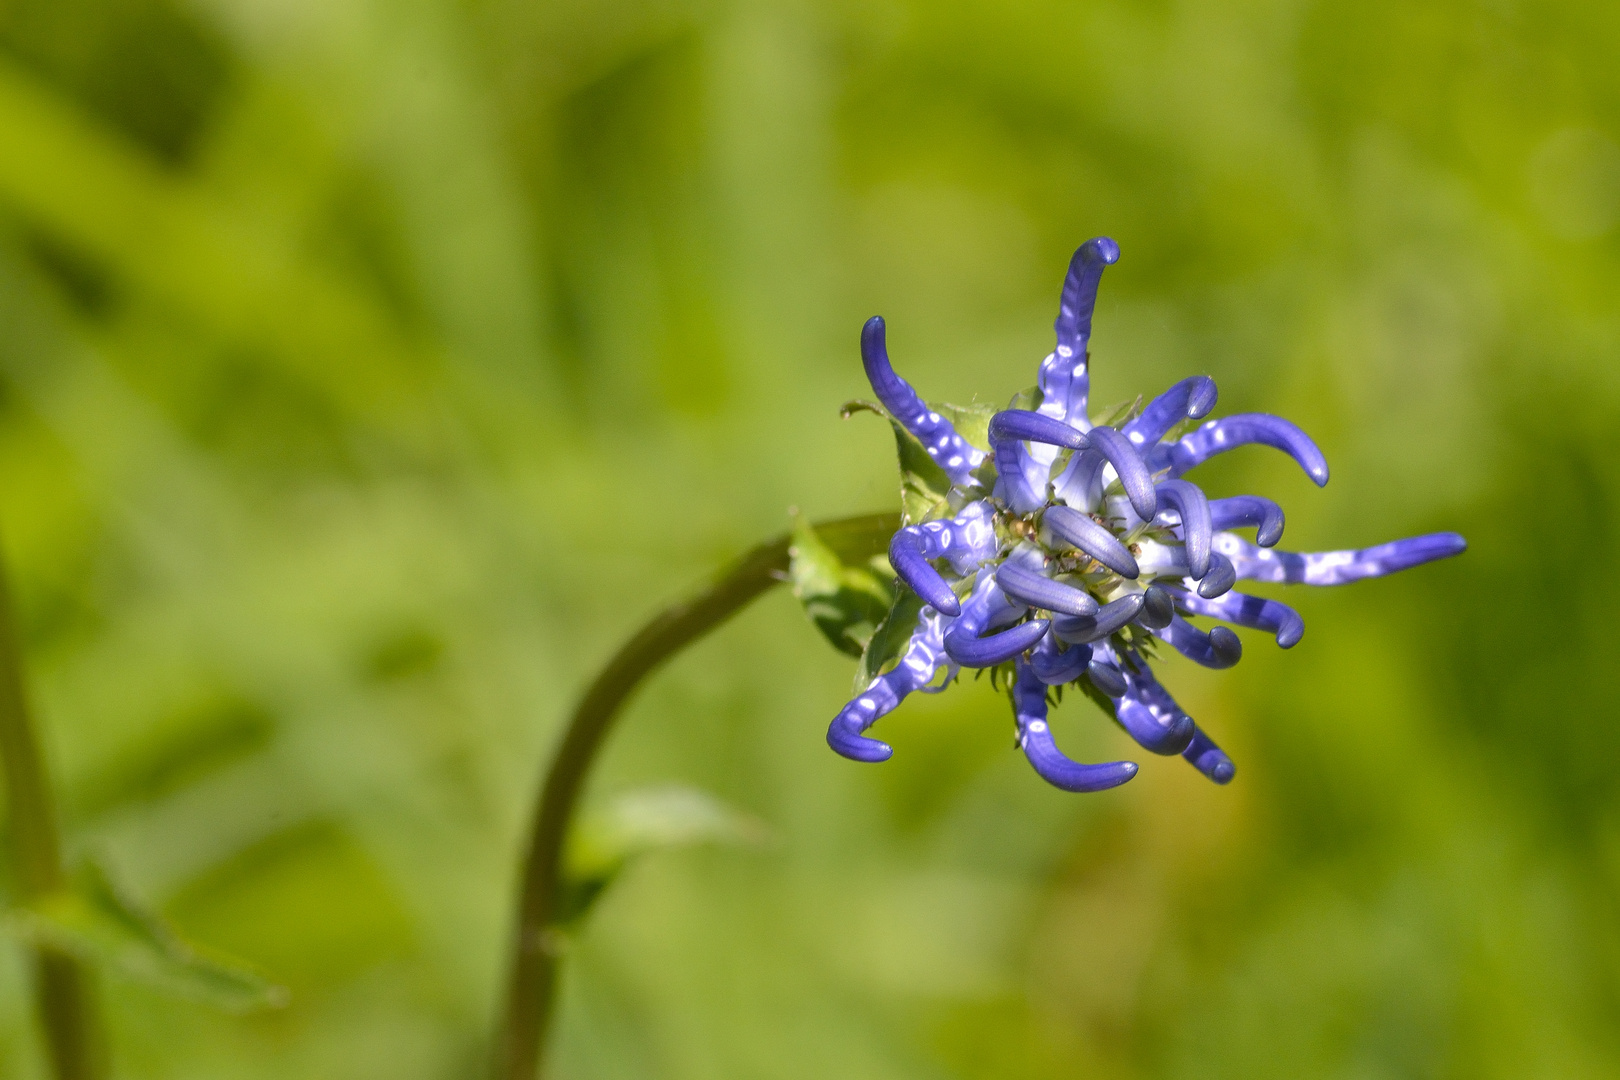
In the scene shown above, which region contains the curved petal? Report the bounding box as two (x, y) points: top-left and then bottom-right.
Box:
(1138, 583), (1175, 629)
(945, 618), (1050, 667)
(1197, 551), (1237, 598)
(1124, 376), (1218, 447)
(1173, 588), (1304, 648)
(1154, 479), (1212, 579)
(943, 571), (1049, 668)
(1014, 658), (1138, 792)
(1087, 426), (1158, 521)
(995, 559), (1098, 616)
(1208, 495), (1285, 548)
(861, 316), (986, 485)
(889, 529), (961, 615)
(1182, 724), (1236, 784)
(1030, 634), (1091, 685)
(913, 500), (999, 575)
(1166, 414), (1330, 487)
(1110, 649), (1196, 755)
(1042, 505), (1140, 578)
(1052, 592), (1145, 643)
(890, 502), (1000, 614)
(1152, 614), (1242, 669)
(1211, 531), (1468, 586)
(1036, 237), (1120, 428)
(989, 409), (1089, 450)
(1087, 658), (1127, 697)
(828, 609), (950, 761)
(990, 409), (1084, 513)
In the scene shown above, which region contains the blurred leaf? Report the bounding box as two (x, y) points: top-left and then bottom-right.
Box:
(561, 786), (767, 925)
(0, 0), (236, 166)
(854, 587), (928, 696)
(360, 624), (445, 683)
(788, 511), (894, 658)
(162, 821), (415, 990)
(8, 858), (285, 1012)
(67, 692), (273, 822)
(0, 58), (425, 425)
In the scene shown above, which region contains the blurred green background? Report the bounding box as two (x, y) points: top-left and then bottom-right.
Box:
(0, 0), (1614, 1076)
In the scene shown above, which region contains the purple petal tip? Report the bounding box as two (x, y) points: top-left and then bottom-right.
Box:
(945, 618), (1051, 668)
(1209, 626), (1242, 666)
(1023, 720), (1138, 792)
(1085, 236), (1121, 265)
(1182, 726), (1235, 784)
(1188, 376), (1218, 418)
(827, 724), (893, 763)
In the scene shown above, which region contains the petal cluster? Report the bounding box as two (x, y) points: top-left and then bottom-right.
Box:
(829, 237), (1466, 791)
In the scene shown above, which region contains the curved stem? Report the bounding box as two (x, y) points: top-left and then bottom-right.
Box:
(0, 543), (103, 1079)
(494, 511), (899, 1080)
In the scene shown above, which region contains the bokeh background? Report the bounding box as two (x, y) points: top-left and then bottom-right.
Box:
(0, 0), (1614, 1076)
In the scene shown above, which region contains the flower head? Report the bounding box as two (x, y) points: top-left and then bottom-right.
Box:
(825, 237), (1465, 792)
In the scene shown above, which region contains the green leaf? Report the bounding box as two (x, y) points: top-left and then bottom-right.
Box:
(8, 859), (286, 1012)
(854, 587), (928, 694)
(561, 786), (768, 925)
(66, 693), (274, 822)
(789, 512), (896, 657)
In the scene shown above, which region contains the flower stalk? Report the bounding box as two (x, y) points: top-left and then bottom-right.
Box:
(494, 512), (898, 1080)
(0, 541), (103, 1080)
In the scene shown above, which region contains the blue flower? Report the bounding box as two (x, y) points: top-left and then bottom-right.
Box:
(828, 237), (1466, 792)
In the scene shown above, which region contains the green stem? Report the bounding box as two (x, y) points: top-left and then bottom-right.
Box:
(0, 544), (103, 1079)
(494, 511), (899, 1080)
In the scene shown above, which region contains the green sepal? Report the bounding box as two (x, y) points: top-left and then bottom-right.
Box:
(894, 423), (954, 524)
(7, 858), (286, 1012)
(1004, 386), (1043, 415)
(844, 398), (989, 524)
(1116, 624), (1161, 659)
(932, 400), (1002, 496)
(559, 786), (766, 926)
(844, 398), (952, 524)
(853, 586), (928, 695)
(1089, 394), (1143, 430)
(839, 399), (884, 420)
(788, 512), (896, 658)
(934, 400), (999, 455)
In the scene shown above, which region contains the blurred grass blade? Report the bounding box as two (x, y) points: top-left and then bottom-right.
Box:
(560, 786), (768, 925)
(787, 511), (895, 658)
(8, 858), (286, 1013)
(0, 59), (424, 425)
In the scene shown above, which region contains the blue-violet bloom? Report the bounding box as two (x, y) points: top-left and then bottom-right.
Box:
(828, 237), (1465, 792)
